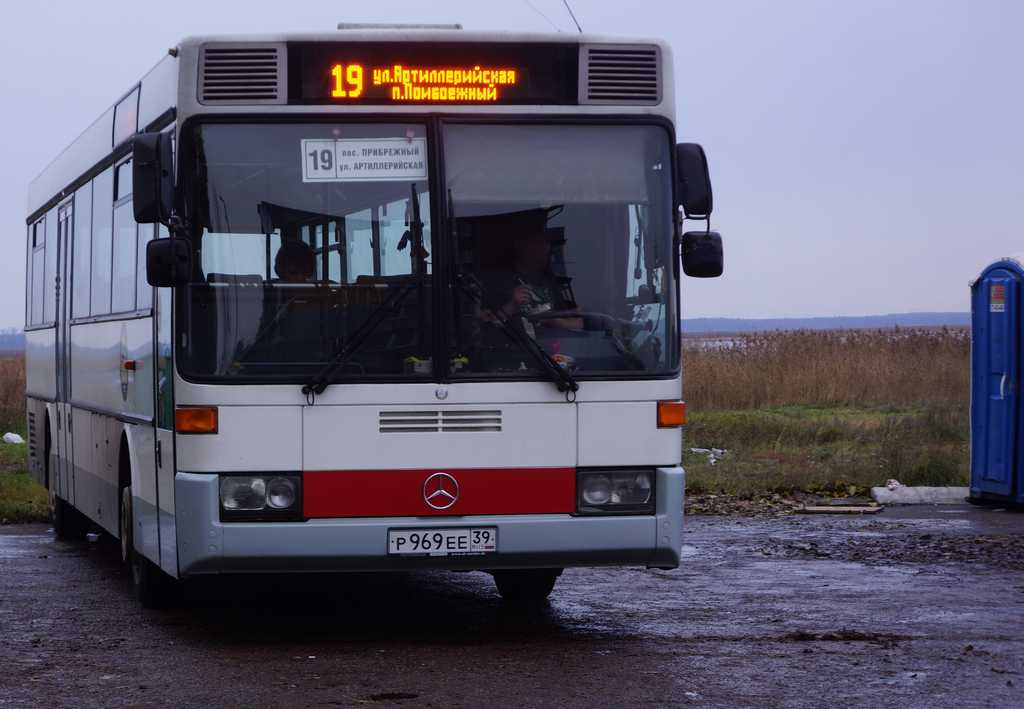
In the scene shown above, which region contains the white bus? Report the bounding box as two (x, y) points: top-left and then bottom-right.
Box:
(25, 26), (723, 606)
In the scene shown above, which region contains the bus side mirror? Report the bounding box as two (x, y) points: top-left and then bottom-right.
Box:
(676, 143), (713, 218)
(147, 237), (192, 287)
(681, 231), (723, 278)
(133, 132), (174, 224)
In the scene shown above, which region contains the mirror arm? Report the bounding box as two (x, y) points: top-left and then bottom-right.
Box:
(166, 211), (188, 238)
(164, 210), (191, 284)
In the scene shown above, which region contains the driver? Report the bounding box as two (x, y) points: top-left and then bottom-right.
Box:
(486, 228), (582, 331)
(257, 239), (320, 361)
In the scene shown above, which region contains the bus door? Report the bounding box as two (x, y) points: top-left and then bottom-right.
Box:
(54, 202), (74, 502)
(153, 226), (178, 576)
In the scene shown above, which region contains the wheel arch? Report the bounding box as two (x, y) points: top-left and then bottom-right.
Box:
(42, 401), (60, 491)
(118, 421), (160, 565)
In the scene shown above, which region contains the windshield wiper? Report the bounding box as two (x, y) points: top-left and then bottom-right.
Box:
(453, 271), (579, 397)
(303, 184), (428, 401)
(301, 284), (413, 399)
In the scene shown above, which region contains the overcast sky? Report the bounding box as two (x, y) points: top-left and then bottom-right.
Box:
(1, 0), (1020, 327)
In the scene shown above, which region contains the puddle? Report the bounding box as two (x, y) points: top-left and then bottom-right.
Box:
(0, 535), (50, 560)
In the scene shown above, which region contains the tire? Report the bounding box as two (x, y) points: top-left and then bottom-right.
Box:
(492, 569), (562, 604)
(51, 493), (89, 540)
(46, 427), (88, 541)
(120, 485), (178, 608)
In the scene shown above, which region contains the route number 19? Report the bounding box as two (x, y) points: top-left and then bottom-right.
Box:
(331, 63), (364, 99)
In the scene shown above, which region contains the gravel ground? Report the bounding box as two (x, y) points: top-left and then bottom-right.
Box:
(1, 505), (1022, 708)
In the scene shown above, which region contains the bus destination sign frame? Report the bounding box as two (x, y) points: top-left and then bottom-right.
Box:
(288, 42), (580, 106)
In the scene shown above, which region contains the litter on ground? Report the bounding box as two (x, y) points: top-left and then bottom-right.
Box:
(689, 448), (728, 465)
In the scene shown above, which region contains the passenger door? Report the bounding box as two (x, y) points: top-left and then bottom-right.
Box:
(54, 202), (74, 501)
(971, 268), (1020, 498)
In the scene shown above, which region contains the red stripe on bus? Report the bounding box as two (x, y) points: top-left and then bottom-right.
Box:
(303, 467), (576, 518)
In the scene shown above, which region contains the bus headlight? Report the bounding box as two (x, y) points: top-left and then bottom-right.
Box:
(577, 469), (655, 515)
(219, 474), (303, 521)
(220, 477), (266, 511)
(581, 475), (612, 505)
(266, 477), (297, 509)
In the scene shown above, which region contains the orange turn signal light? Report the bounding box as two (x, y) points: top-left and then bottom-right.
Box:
(175, 406), (218, 434)
(657, 400), (687, 428)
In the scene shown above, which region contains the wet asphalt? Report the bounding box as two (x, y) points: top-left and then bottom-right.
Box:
(0, 505), (1022, 708)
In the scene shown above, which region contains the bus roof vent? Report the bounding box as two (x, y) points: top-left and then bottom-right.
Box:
(337, 23), (463, 30)
(579, 44), (661, 105)
(199, 43), (287, 105)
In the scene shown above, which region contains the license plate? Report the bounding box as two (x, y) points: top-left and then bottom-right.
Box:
(387, 527), (497, 556)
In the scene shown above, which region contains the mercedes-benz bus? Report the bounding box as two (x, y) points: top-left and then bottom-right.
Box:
(25, 26), (723, 606)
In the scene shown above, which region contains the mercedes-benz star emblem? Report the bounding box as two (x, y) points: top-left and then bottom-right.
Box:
(423, 472), (460, 510)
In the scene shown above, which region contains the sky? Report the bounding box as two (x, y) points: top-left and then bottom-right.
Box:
(1, 0), (1021, 326)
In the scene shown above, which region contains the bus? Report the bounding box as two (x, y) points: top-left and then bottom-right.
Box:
(25, 26), (723, 607)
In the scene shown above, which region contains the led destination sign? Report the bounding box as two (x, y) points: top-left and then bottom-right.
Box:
(288, 42), (579, 105)
(330, 63), (520, 103)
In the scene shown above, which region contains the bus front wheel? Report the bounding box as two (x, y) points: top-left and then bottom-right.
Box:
(120, 485), (177, 608)
(492, 569), (562, 604)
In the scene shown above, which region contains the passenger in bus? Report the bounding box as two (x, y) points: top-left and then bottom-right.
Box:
(485, 228), (583, 331)
(250, 239), (321, 362)
(274, 240), (317, 283)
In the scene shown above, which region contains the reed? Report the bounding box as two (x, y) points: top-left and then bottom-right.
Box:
(0, 355), (25, 434)
(683, 327), (969, 411)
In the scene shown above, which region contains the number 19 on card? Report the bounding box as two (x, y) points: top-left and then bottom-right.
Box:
(330, 63), (364, 99)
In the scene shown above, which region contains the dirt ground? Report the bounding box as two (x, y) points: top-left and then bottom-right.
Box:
(1, 505), (1022, 708)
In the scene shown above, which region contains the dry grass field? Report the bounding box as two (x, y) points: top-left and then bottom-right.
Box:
(0, 355), (25, 434)
(682, 327), (969, 410)
(681, 328), (971, 496)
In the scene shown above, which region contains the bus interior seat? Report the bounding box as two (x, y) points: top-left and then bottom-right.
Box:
(206, 272), (265, 286)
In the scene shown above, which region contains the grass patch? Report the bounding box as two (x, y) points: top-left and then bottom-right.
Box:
(684, 403), (968, 497)
(0, 442), (47, 523)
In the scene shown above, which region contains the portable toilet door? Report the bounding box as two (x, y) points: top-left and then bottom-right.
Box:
(970, 257), (1022, 503)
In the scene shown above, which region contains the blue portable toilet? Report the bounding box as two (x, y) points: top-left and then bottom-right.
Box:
(970, 254), (1024, 506)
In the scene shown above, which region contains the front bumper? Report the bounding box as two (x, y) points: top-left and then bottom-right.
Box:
(175, 466), (684, 577)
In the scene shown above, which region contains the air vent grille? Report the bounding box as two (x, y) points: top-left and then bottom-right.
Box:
(581, 44), (661, 105)
(27, 412), (36, 459)
(199, 44), (286, 104)
(379, 410), (503, 433)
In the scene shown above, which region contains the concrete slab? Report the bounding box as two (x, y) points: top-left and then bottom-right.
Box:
(870, 486), (970, 505)
(798, 505), (882, 514)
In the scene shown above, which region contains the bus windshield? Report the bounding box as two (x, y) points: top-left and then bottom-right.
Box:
(444, 123), (677, 378)
(180, 123), (434, 382)
(178, 121), (677, 383)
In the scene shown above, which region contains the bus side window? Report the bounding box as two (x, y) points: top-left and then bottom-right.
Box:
(112, 159), (137, 313)
(43, 206), (58, 324)
(346, 208), (374, 282)
(137, 223), (155, 310)
(90, 167), (114, 316)
(72, 181), (93, 319)
(380, 198), (410, 277)
(28, 219), (45, 326)
(24, 225), (30, 325)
